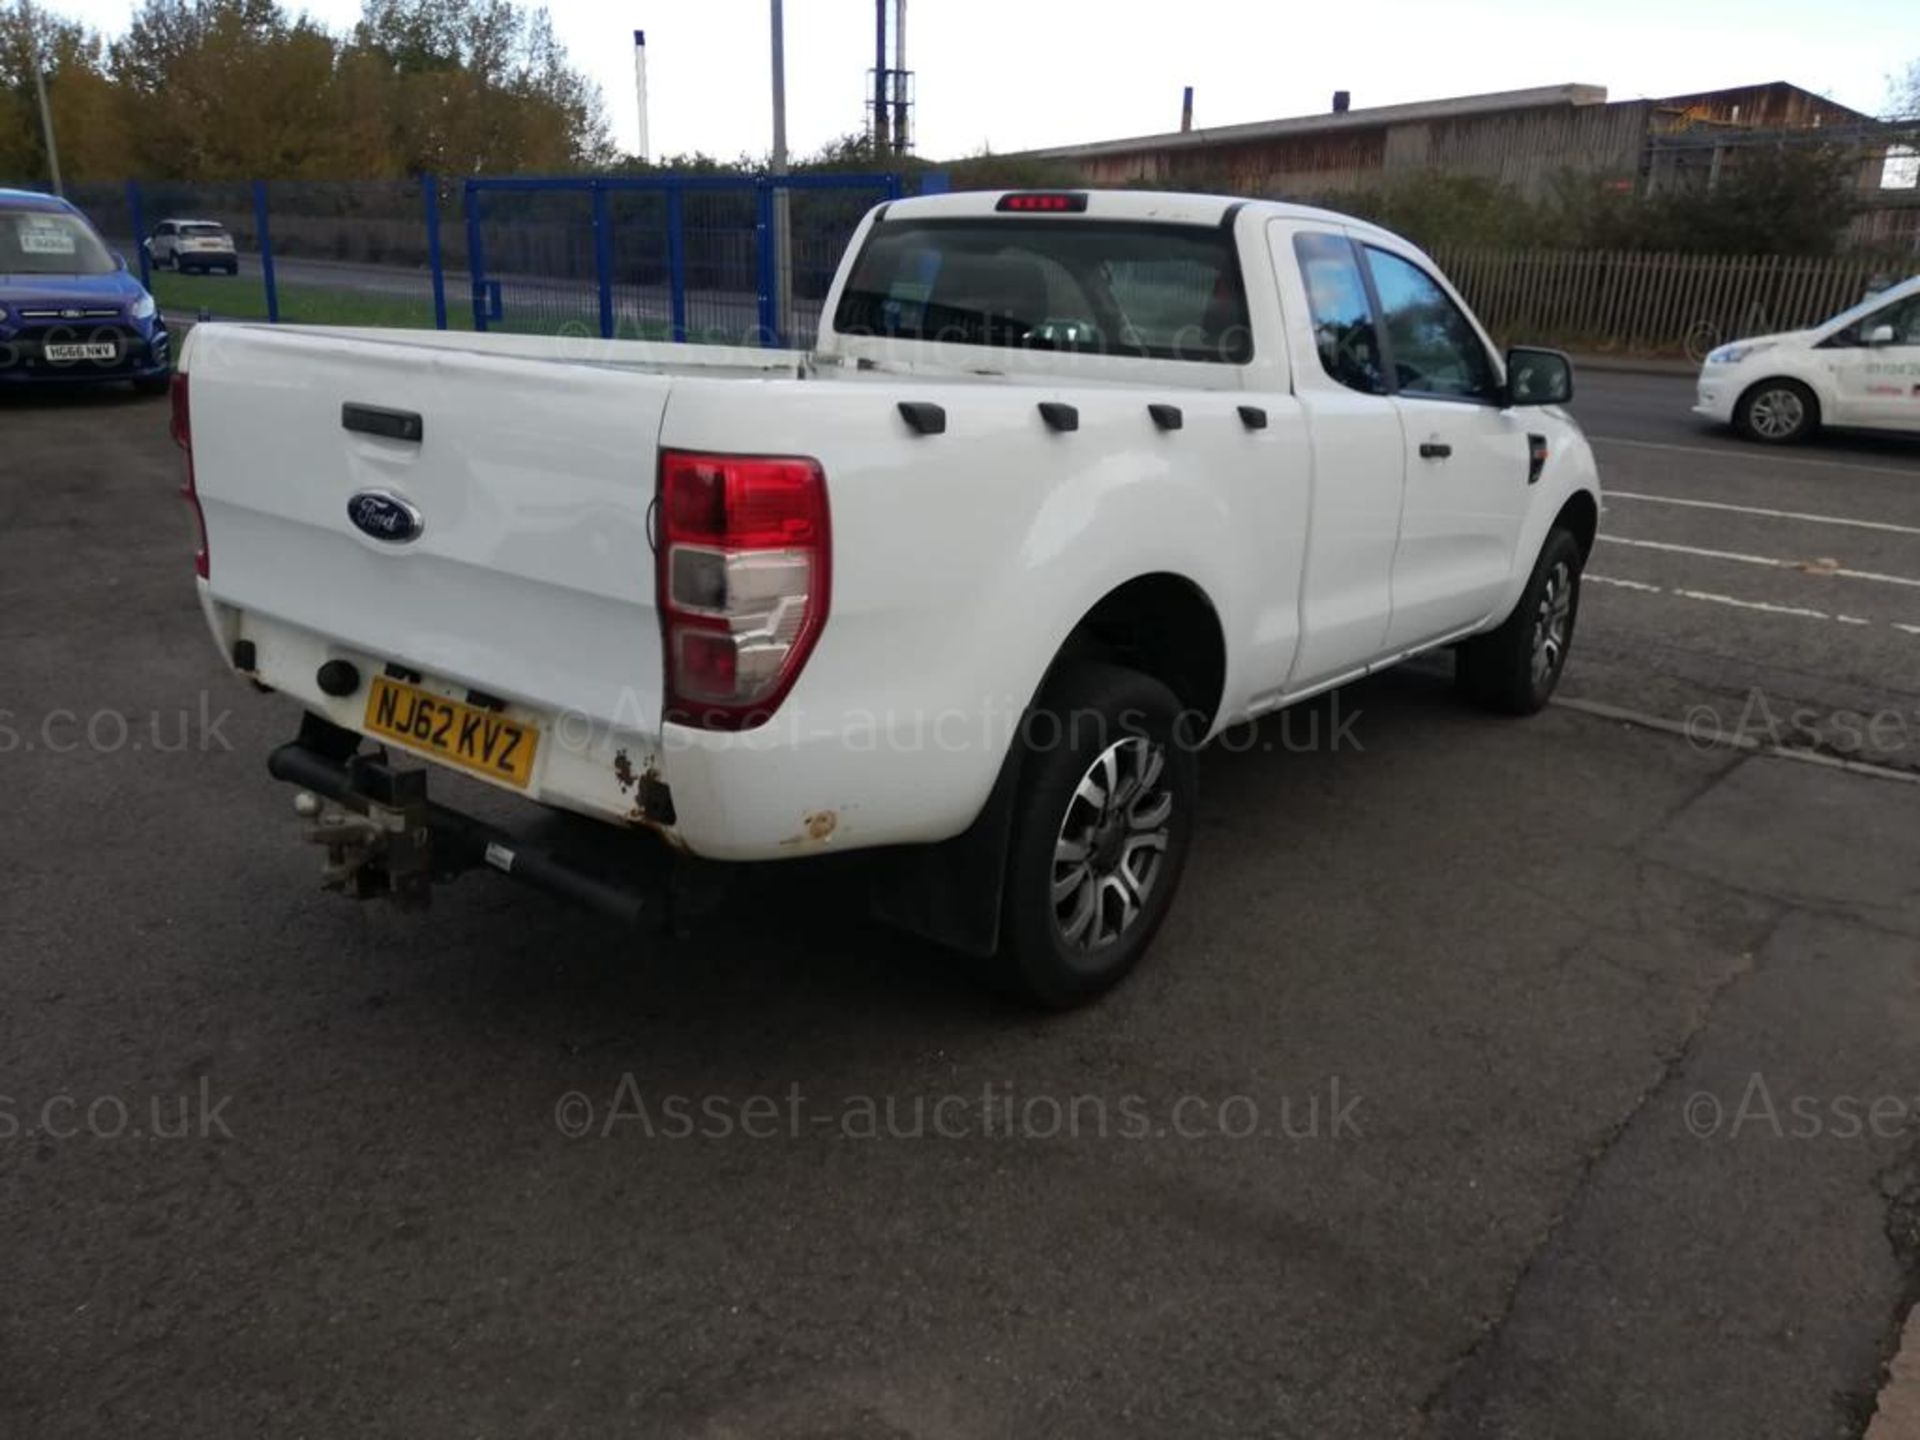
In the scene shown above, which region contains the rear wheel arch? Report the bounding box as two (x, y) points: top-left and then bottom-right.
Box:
(867, 572), (1225, 962)
(1043, 572), (1229, 738)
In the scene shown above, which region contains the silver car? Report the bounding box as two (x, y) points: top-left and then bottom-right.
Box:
(146, 219), (239, 276)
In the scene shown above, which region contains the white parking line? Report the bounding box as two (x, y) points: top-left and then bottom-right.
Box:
(1587, 574), (1920, 634)
(1596, 535), (1920, 590)
(1606, 490), (1920, 539)
(1590, 434), (1920, 480)
(1672, 588), (1836, 621)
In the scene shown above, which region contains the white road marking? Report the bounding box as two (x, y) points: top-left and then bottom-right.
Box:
(1552, 696), (1920, 786)
(1606, 489), (1920, 539)
(1586, 573), (1918, 631)
(1671, 588), (1836, 621)
(1590, 434), (1920, 480)
(1597, 534), (1920, 590)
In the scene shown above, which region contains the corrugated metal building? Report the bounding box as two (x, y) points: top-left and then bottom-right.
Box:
(1030, 81), (1875, 201)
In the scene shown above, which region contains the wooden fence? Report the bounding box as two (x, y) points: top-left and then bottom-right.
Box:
(1432, 249), (1892, 359)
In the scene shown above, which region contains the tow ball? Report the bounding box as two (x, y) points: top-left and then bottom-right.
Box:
(294, 754), (434, 906)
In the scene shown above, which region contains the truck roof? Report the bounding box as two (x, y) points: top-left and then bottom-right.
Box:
(883, 189), (1396, 241)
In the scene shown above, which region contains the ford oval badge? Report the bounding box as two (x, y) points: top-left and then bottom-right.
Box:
(347, 490), (424, 544)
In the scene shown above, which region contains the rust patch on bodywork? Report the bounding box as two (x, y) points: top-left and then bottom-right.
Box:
(779, 810), (841, 848)
(612, 746), (681, 844)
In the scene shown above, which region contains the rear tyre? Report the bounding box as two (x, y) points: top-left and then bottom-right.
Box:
(1735, 378), (1818, 445)
(993, 663), (1197, 1010)
(1456, 527), (1583, 716)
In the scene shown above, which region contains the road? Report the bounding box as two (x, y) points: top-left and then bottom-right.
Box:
(1566, 372), (1920, 772)
(1, 369), (1916, 1439)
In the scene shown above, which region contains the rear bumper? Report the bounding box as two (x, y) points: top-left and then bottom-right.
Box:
(267, 722), (666, 928)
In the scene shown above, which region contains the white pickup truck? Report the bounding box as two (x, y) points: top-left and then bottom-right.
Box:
(174, 189), (1599, 1007)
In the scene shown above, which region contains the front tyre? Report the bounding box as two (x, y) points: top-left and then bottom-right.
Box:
(1735, 378), (1818, 444)
(994, 663), (1197, 1010)
(1457, 527), (1583, 716)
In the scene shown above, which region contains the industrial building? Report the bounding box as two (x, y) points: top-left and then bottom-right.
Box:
(1026, 81), (1917, 249)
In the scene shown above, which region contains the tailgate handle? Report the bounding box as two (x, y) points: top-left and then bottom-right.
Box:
(342, 403), (424, 444)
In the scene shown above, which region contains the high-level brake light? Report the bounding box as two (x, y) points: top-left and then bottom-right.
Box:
(996, 193), (1089, 213)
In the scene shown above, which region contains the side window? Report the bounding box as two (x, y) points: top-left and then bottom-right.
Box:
(1291, 232), (1387, 395)
(1872, 295), (1920, 344)
(1363, 247), (1498, 401)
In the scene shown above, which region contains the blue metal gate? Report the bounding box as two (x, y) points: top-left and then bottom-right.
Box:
(462, 173), (905, 349)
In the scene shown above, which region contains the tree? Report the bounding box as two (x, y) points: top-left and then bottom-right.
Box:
(349, 0), (612, 174)
(1, 3), (126, 184)
(109, 0), (345, 180)
(1889, 59), (1919, 120)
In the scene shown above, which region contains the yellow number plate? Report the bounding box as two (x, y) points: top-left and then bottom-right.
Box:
(363, 675), (539, 789)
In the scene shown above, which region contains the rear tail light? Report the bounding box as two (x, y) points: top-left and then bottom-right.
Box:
(170, 373), (208, 579)
(658, 450), (830, 730)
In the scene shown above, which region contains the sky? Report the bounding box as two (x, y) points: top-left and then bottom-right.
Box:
(52, 0), (1920, 162)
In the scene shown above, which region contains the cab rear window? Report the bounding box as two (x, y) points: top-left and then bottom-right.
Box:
(834, 219), (1253, 364)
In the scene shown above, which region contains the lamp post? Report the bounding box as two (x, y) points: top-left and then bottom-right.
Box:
(769, 0), (791, 344)
(21, 0), (63, 194)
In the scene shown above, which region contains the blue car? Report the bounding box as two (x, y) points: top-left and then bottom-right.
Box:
(1, 188), (171, 394)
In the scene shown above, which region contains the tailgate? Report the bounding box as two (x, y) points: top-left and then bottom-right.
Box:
(186, 324), (668, 740)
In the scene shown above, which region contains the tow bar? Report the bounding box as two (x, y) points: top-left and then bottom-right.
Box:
(267, 726), (659, 930)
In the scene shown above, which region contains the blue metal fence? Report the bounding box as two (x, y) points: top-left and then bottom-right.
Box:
(47, 170), (934, 349)
(462, 172), (904, 348)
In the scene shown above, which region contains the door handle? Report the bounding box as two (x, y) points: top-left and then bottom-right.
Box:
(1419, 442), (1452, 460)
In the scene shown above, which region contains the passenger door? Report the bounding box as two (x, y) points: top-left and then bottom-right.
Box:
(1360, 243), (1534, 650)
(1826, 292), (1920, 432)
(1268, 221), (1407, 691)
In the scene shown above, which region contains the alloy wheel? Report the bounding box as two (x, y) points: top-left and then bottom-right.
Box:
(1050, 736), (1174, 955)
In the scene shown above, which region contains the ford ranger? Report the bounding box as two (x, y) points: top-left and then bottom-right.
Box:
(173, 190), (1600, 1007)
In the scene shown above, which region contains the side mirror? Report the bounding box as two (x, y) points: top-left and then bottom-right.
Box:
(1505, 346), (1573, 407)
(1866, 323), (1896, 347)
(112, 251), (128, 271)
